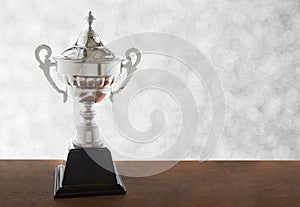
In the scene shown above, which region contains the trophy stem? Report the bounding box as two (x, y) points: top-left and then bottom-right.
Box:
(73, 102), (104, 148)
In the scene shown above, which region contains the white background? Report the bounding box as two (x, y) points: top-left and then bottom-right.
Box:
(0, 0), (299, 159)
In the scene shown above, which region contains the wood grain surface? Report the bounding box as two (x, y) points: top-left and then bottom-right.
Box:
(0, 161), (300, 207)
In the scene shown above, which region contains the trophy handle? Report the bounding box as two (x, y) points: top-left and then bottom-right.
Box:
(35, 44), (68, 103)
(110, 48), (141, 102)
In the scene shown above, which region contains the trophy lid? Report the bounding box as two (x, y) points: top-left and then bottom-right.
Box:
(54, 11), (123, 63)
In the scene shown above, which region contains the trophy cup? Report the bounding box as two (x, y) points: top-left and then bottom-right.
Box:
(34, 12), (141, 198)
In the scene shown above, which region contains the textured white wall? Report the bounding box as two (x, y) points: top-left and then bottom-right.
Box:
(0, 0), (299, 159)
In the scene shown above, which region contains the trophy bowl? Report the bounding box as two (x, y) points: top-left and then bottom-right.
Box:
(34, 12), (141, 198)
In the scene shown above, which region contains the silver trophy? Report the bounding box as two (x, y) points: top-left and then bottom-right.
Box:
(35, 12), (141, 198)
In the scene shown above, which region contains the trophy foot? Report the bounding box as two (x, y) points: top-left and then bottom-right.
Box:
(54, 148), (126, 198)
(72, 139), (104, 149)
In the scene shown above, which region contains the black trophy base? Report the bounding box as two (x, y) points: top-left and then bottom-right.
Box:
(54, 148), (126, 198)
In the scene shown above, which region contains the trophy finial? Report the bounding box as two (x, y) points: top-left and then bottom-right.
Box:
(87, 11), (95, 31)
(76, 11), (103, 47)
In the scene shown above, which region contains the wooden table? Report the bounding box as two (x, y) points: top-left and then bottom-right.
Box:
(0, 161), (300, 207)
